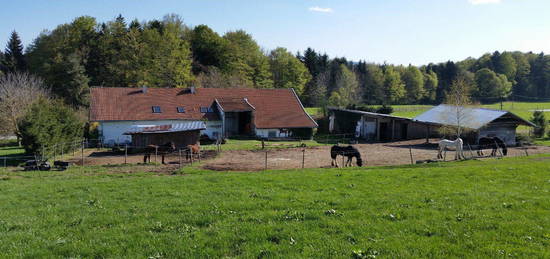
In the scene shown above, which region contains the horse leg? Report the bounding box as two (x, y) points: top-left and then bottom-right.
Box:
(161, 154), (165, 164)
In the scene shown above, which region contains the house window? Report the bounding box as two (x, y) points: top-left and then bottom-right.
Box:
(152, 106), (161, 113)
(200, 107), (213, 113)
(268, 131), (277, 138)
(177, 107), (185, 113)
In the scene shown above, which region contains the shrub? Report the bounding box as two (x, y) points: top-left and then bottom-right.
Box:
(530, 111), (547, 138)
(18, 98), (84, 155)
(376, 105), (394, 114)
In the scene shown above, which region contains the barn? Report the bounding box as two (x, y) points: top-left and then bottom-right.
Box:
(123, 122), (206, 148)
(328, 105), (534, 145)
(413, 104), (535, 146)
(327, 107), (434, 142)
(90, 87), (318, 146)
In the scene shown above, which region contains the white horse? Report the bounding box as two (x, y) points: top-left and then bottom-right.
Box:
(437, 138), (465, 160)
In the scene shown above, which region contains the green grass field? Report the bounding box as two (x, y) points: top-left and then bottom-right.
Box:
(391, 102), (550, 120)
(1, 155), (550, 258)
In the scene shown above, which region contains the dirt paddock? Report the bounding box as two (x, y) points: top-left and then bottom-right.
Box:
(62, 139), (550, 172)
(202, 139), (550, 171)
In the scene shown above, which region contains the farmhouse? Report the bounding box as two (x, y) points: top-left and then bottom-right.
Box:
(328, 105), (534, 145)
(90, 87), (317, 146)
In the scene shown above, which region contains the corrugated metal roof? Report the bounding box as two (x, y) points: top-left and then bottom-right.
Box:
(124, 121), (206, 135)
(413, 104), (534, 129)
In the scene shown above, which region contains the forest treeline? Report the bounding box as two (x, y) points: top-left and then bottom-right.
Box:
(1, 14), (550, 108)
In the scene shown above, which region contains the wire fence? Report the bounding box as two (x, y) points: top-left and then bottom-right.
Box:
(1, 137), (545, 171)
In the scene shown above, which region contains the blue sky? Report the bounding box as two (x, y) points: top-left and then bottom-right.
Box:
(1, 0), (549, 65)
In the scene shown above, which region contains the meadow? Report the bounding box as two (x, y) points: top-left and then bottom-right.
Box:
(304, 102), (550, 120)
(391, 101), (550, 120)
(1, 155), (550, 258)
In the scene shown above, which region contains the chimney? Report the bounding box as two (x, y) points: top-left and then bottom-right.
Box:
(190, 86), (196, 94)
(142, 85), (148, 94)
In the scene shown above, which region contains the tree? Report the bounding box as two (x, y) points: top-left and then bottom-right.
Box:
(383, 66), (405, 104)
(402, 65), (425, 103)
(363, 64), (385, 104)
(223, 30), (272, 88)
(422, 69), (438, 103)
(328, 64), (359, 107)
(474, 68), (512, 101)
(2, 31), (27, 72)
(268, 47), (311, 95)
(190, 25), (232, 74)
(530, 53), (550, 98)
(493, 52), (517, 82)
(530, 111), (547, 138)
(0, 73), (50, 144)
(309, 71), (329, 107)
(18, 98), (83, 155)
(26, 16), (97, 105)
(442, 76), (473, 137)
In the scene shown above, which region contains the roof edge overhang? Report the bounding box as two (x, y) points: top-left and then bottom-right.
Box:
(290, 88), (319, 128)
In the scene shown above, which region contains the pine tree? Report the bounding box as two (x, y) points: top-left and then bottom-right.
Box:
(2, 31), (27, 72)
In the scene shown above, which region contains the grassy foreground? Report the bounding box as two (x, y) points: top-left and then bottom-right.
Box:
(1, 156), (550, 258)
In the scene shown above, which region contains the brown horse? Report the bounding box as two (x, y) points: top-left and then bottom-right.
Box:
(144, 142), (176, 164)
(186, 143), (200, 161)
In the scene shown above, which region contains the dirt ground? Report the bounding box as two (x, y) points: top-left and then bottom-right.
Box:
(51, 139), (550, 172)
(202, 139), (550, 171)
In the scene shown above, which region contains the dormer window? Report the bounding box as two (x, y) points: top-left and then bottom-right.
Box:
(200, 107), (212, 113)
(177, 107), (185, 113)
(152, 106), (161, 113)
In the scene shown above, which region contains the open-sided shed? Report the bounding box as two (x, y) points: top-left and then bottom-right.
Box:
(413, 105), (535, 145)
(124, 122), (206, 148)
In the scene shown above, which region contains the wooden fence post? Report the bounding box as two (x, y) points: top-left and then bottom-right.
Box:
(53, 144), (56, 162)
(3, 157), (6, 167)
(155, 147), (158, 163)
(302, 148), (305, 169)
(409, 146), (414, 165)
(179, 149), (182, 166)
(81, 141), (85, 166)
(124, 144), (128, 164)
(264, 150), (268, 170)
(467, 144), (475, 158)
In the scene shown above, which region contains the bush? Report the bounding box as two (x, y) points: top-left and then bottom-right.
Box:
(376, 105), (394, 115)
(530, 111), (547, 138)
(18, 98), (84, 155)
(345, 104), (394, 115)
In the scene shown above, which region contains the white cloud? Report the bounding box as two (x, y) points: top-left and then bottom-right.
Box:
(309, 6), (333, 13)
(468, 0), (502, 5)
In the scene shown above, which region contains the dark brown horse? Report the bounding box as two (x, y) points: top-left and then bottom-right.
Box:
(144, 142), (176, 164)
(331, 145), (363, 167)
(477, 137), (507, 157)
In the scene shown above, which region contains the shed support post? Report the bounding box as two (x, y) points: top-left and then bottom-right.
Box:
(391, 120), (395, 141)
(376, 119), (380, 141)
(426, 125), (430, 143)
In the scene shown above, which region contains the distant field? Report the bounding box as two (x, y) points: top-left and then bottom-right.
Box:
(391, 102), (550, 120)
(1, 155), (550, 257)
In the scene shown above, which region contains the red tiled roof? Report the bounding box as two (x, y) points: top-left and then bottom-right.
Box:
(216, 98), (255, 112)
(90, 87), (317, 129)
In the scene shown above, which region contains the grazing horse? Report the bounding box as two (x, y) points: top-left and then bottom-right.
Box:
(185, 143), (201, 161)
(477, 137), (507, 157)
(143, 142), (176, 164)
(437, 138), (465, 160)
(330, 145), (363, 167)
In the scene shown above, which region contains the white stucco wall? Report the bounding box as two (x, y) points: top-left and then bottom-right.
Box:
(99, 120), (222, 146)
